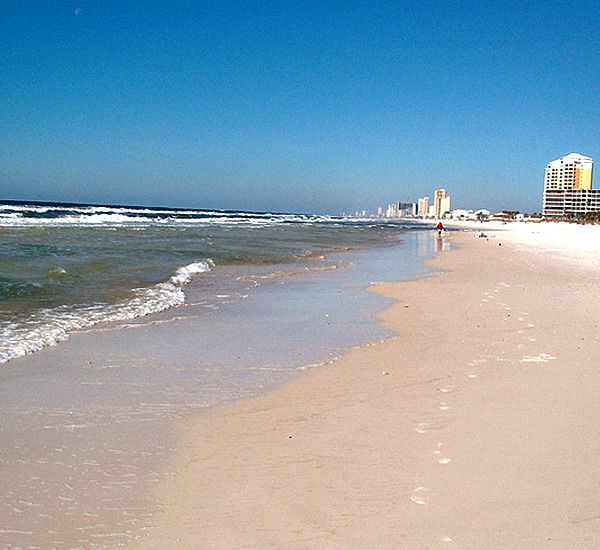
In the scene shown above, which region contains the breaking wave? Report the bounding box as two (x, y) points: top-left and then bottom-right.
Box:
(0, 202), (341, 227)
(0, 260), (214, 364)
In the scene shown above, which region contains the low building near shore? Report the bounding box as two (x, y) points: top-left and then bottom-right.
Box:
(491, 211), (521, 221)
(450, 209), (473, 220)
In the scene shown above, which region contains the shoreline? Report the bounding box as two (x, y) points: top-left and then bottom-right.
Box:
(0, 230), (441, 549)
(130, 229), (600, 549)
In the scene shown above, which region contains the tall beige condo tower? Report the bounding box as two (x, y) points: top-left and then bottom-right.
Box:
(433, 189), (451, 218)
(543, 153), (598, 217)
(417, 197), (429, 217)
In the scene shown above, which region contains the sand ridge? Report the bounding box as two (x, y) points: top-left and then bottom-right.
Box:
(130, 230), (600, 549)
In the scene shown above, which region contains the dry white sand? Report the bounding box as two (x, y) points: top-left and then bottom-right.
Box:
(130, 228), (600, 549)
(444, 219), (600, 268)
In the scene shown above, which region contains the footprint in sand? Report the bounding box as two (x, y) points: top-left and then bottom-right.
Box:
(410, 486), (429, 505)
(520, 353), (556, 363)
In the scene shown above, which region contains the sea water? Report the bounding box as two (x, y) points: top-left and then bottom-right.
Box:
(0, 200), (431, 364)
(0, 200), (445, 548)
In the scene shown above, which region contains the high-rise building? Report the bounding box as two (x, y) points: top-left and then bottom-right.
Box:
(440, 196), (451, 217)
(399, 202), (417, 217)
(417, 197), (429, 218)
(385, 202), (416, 218)
(543, 153), (599, 217)
(433, 189), (451, 219)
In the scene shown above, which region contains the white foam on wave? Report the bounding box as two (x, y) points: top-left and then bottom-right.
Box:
(0, 213), (337, 228)
(169, 260), (214, 285)
(0, 203), (339, 228)
(0, 260), (214, 364)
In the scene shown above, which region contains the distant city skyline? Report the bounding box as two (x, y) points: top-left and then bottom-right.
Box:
(1, 1), (599, 215)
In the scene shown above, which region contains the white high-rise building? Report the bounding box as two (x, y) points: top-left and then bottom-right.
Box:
(433, 189), (451, 219)
(417, 197), (429, 218)
(543, 153), (598, 217)
(385, 202), (416, 218)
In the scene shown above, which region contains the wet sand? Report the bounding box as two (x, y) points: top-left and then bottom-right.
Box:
(130, 230), (600, 549)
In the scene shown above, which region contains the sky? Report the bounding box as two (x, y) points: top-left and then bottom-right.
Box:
(1, 1), (599, 214)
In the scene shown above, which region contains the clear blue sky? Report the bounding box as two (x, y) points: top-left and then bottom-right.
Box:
(1, 1), (599, 214)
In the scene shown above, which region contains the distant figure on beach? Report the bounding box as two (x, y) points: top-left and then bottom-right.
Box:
(436, 221), (444, 236)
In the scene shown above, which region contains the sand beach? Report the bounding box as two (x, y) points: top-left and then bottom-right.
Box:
(5, 3), (600, 548)
(130, 224), (600, 549)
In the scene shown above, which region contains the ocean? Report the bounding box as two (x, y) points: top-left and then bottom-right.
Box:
(0, 200), (432, 363)
(0, 199), (444, 548)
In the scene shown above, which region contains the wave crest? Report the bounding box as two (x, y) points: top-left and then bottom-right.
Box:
(0, 259), (214, 363)
(170, 260), (215, 286)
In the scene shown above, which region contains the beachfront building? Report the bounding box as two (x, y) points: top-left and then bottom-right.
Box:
(401, 202), (417, 217)
(433, 188), (451, 219)
(385, 202), (416, 218)
(543, 153), (600, 217)
(446, 208), (491, 221)
(450, 209), (473, 220)
(417, 197), (429, 218)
